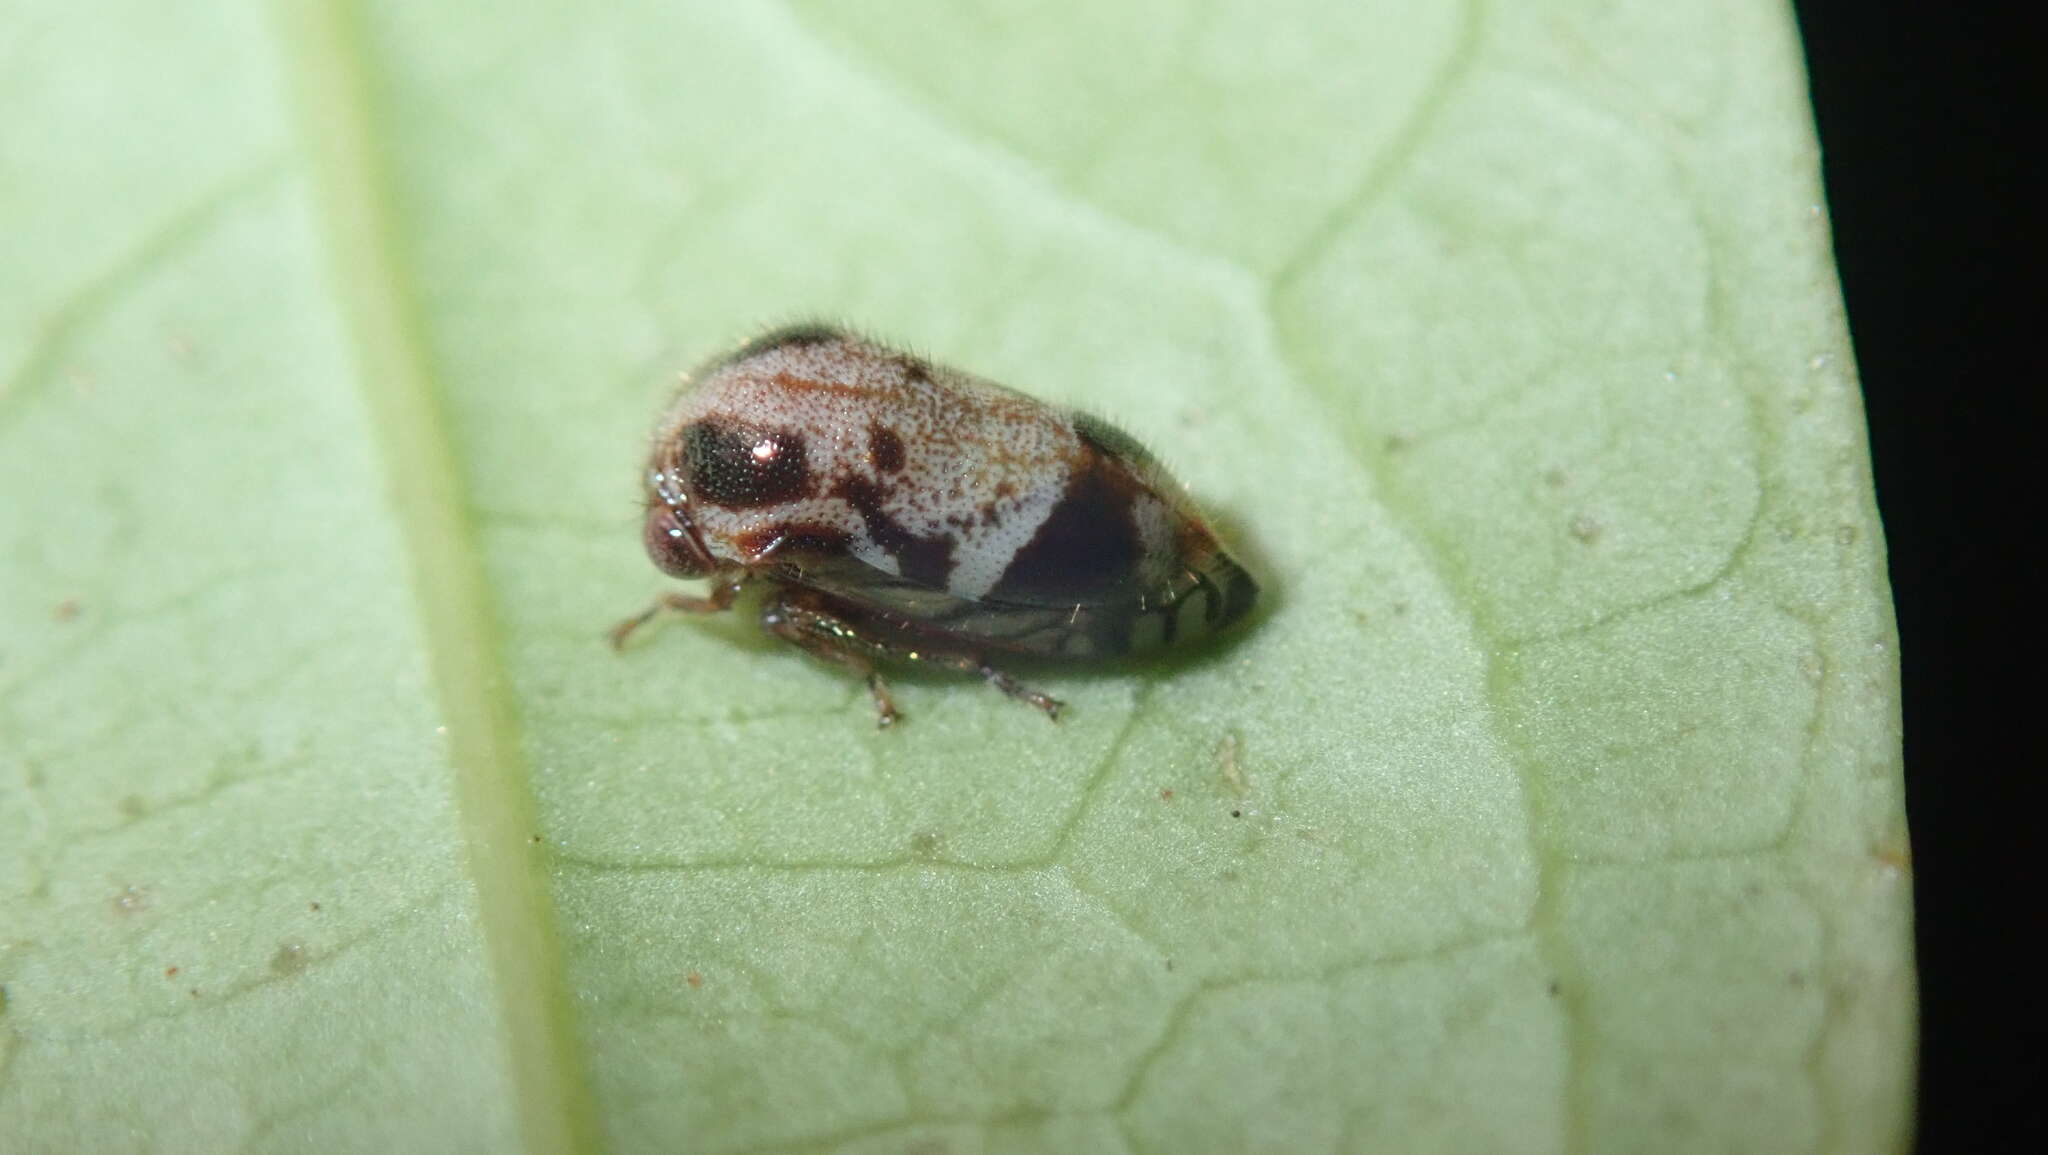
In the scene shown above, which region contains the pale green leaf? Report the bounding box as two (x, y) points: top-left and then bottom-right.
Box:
(0, 1), (1913, 1152)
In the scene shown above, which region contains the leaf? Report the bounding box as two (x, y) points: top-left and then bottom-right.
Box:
(0, 0), (1912, 1151)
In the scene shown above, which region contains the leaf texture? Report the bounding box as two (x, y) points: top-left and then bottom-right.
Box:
(0, 1), (1912, 1151)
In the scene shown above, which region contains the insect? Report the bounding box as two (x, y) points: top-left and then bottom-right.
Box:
(611, 325), (1258, 726)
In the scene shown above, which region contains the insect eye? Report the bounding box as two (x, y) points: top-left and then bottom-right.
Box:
(643, 504), (712, 577)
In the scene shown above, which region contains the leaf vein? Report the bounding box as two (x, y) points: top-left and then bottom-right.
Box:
(278, 3), (598, 1150)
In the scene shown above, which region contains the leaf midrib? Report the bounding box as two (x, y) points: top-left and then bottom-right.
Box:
(279, 2), (597, 1150)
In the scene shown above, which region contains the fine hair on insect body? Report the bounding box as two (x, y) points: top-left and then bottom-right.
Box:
(613, 324), (1258, 726)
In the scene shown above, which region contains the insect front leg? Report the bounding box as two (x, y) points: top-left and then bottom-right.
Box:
(609, 574), (746, 650)
(758, 587), (901, 727)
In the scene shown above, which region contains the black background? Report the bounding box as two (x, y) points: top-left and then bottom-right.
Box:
(1793, 2), (2026, 1150)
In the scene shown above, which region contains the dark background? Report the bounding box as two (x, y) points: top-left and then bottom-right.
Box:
(1793, 2), (2024, 1150)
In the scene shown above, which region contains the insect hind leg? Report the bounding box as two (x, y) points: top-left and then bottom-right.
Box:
(759, 587), (1061, 726)
(759, 588), (900, 727)
(899, 644), (1063, 721)
(964, 660), (1063, 721)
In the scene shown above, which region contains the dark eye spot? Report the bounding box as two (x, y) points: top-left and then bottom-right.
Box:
(682, 420), (813, 508)
(868, 424), (905, 473)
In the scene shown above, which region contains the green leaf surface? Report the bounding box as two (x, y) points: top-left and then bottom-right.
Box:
(1, 1), (1912, 1151)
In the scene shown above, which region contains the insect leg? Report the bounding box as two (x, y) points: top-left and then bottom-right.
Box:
(915, 652), (1063, 722)
(758, 588), (901, 728)
(608, 574), (746, 650)
(977, 664), (1064, 721)
(758, 588), (1062, 725)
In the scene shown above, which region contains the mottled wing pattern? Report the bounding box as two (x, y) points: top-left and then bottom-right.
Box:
(654, 329), (1255, 657)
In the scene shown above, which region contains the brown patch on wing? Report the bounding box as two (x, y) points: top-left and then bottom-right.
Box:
(762, 371), (875, 401)
(867, 424), (906, 473)
(988, 451), (1145, 605)
(833, 476), (955, 589)
(1173, 518), (1221, 564)
(734, 522), (854, 564)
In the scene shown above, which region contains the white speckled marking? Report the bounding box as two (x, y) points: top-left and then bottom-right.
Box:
(658, 337), (1083, 596)
(638, 328), (1256, 658)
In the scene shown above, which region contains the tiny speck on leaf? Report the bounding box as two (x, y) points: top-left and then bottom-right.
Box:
(164, 966), (179, 979)
(686, 971), (703, 989)
(1217, 734), (1248, 797)
(52, 599), (81, 622)
(1873, 841), (1912, 873)
(271, 942), (308, 976)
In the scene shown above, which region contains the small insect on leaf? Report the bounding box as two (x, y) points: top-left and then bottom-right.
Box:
(613, 325), (1259, 726)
